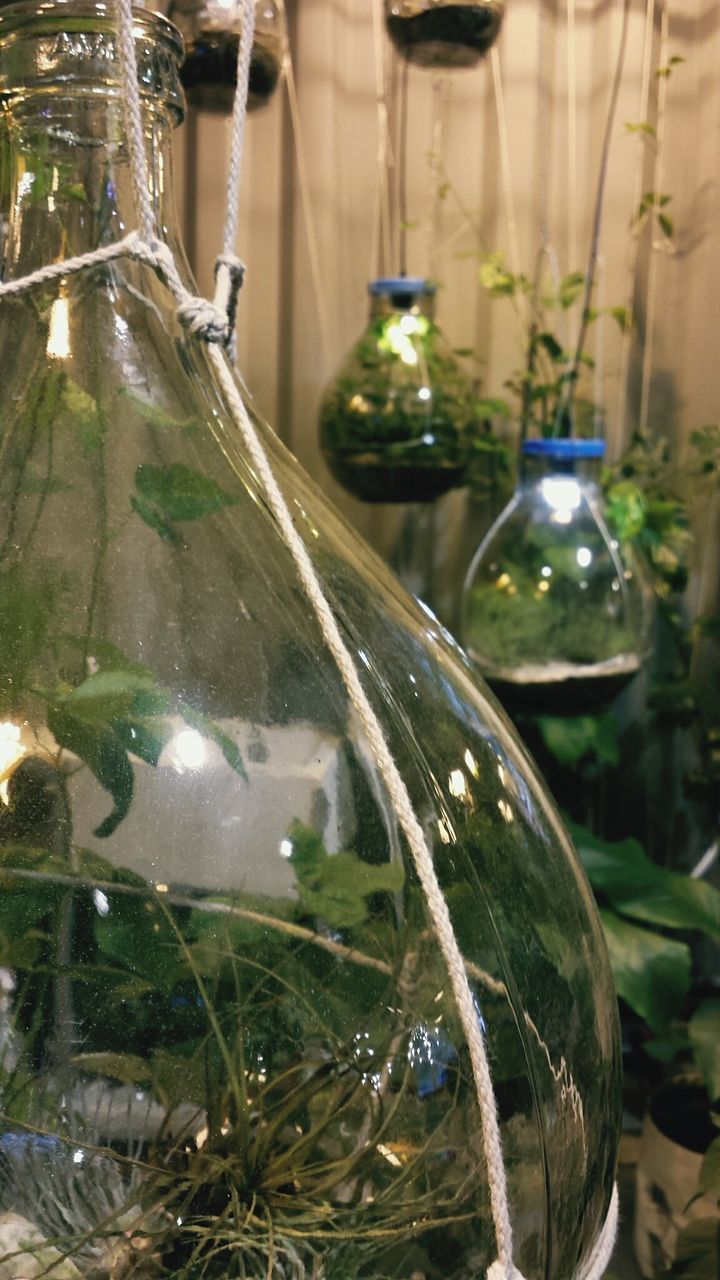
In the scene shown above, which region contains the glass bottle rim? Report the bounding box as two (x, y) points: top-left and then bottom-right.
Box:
(0, 0), (183, 63)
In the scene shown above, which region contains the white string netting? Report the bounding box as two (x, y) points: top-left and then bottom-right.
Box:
(0, 1), (620, 1276)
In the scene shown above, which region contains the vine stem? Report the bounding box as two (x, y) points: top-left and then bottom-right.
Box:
(555, 0), (632, 436)
(639, 1), (669, 434)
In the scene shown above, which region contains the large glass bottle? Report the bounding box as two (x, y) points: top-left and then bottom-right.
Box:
(169, 0), (283, 114)
(320, 277), (476, 504)
(385, 0), (504, 69)
(0, 5), (619, 1278)
(461, 438), (653, 711)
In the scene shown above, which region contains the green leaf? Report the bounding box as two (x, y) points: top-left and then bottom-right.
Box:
(59, 667), (158, 726)
(609, 305), (633, 333)
(598, 908), (691, 1032)
(559, 272), (585, 308)
(478, 253), (518, 298)
(537, 331), (566, 361)
(625, 121), (657, 138)
(111, 718), (170, 767)
(689, 1001), (720, 1103)
(120, 390), (201, 433)
(71, 1052), (152, 1086)
(605, 480), (646, 540)
(132, 463), (238, 541)
(669, 1219), (720, 1279)
(537, 714), (619, 766)
(179, 705), (247, 781)
(699, 1137), (720, 1200)
(61, 379), (105, 456)
(288, 821), (404, 929)
(47, 706), (133, 838)
(658, 212), (674, 239)
(572, 823), (720, 942)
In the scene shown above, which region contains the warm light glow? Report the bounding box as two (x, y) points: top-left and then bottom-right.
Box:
(538, 580), (550, 593)
(498, 798), (514, 823)
(47, 295), (71, 359)
(541, 477), (581, 520)
(576, 546), (592, 568)
(170, 728), (207, 770)
(279, 838), (293, 859)
(417, 386), (431, 401)
(496, 572), (511, 590)
(463, 748), (479, 778)
(448, 768), (467, 798)
(0, 722), (27, 804)
(541, 565), (552, 578)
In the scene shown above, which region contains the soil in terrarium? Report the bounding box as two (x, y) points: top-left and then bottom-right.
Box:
(181, 33), (282, 113)
(386, 4), (503, 69)
(484, 654), (642, 715)
(328, 455), (466, 503)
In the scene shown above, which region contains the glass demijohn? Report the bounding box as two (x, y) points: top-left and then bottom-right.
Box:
(384, 0), (504, 70)
(0, 5), (620, 1278)
(320, 277), (477, 504)
(461, 438), (652, 710)
(170, 0), (283, 113)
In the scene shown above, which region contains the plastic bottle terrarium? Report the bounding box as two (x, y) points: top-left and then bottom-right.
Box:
(385, 0), (504, 69)
(0, 3), (620, 1277)
(170, 0), (283, 113)
(320, 277), (477, 504)
(461, 438), (652, 711)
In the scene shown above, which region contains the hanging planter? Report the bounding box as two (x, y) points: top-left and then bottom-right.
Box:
(461, 438), (653, 711)
(320, 277), (477, 503)
(171, 0), (283, 113)
(385, 0), (504, 70)
(0, 2), (622, 1277)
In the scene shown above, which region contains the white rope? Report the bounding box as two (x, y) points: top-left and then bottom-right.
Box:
(0, 2), (623, 1277)
(112, 0), (154, 242)
(577, 1184), (620, 1280)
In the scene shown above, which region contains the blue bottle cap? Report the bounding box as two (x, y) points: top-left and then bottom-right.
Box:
(521, 438), (606, 460)
(368, 276), (436, 296)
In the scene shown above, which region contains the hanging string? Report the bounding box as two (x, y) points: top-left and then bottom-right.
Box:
(566, 0), (578, 276)
(639, 1), (669, 434)
(423, 76), (446, 278)
(397, 58), (410, 276)
(0, 0), (621, 1275)
(370, 0), (394, 279)
(593, 253), (606, 437)
(615, 0), (656, 451)
(489, 46), (528, 329)
(276, 0), (331, 373)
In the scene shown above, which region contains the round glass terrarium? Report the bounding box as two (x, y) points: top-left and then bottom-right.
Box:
(320, 276), (477, 504)
(0, 4), (620, 1277)
(385, 0), (504, 69)
(461, 437), (653, 711)
(170, 0), (283, 113)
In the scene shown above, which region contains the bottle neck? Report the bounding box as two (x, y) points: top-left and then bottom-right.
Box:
(2, 96), (180, 279)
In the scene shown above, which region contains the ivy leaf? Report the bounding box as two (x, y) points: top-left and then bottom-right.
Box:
(71, 1052), (152, 1086)
(572, 823), (720, 942)
(61, 379), (105, 457)
(47, 706), (133, 838)
(288, 821), (404, 928)
(689, 1000), (720, 1104)
(658, 212), (674, 239)
(132, 463), (238, 543)
(537, 714), (619, 766)
(537, 331), (566, 362)
(58, 668), (159, 726)
(478, 253), (518, 297)
(625, 121), (656, 138)
(598, 908), (691, 1032)
(111, 718), (169, 767)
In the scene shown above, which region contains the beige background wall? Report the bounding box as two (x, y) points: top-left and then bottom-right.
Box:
(173, 0), (720, 615)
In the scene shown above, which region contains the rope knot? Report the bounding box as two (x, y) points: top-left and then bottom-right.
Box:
(213, 252), (246, 351)
(175, 296), (229, 344)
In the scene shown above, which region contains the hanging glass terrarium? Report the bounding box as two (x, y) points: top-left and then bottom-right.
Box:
(462, 438), (653, 711)
(385, 0), (504, 69)
(0, 4), (620, 1277)
(170, 0), (283, 113)
(320, 277), (477, 503)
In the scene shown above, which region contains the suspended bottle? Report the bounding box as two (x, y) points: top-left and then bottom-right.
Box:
(320, 277), (477, 504)
(385, 0), (504, 69)
(0, 4), (619, 1277)
(462, 438), (653, 711)
(170, 0), (283, 113)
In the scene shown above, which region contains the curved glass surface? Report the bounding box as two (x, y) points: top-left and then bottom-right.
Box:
(169, 0), (283, 113)
(0, 6), (619, 1278)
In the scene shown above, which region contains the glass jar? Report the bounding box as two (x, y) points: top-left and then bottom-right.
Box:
(170, 0), (283, 114)
(385, 0), (504, 69)
(320, 277), (477, 504)
(0, 5), (619, 1277)
(461, 438), (653, 711)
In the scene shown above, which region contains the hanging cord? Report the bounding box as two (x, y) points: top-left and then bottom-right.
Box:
(0, 0), (620, 1275)
(553, 0), (632, 436)
(397, 58), (410, 276)
(370, 0), (394, 278)
(614, 0), (656, 451)
(639, 2), (669, 434)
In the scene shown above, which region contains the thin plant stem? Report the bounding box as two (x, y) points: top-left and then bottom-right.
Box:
(398, 58), (410, 276)
(639, 1), (669, 434)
